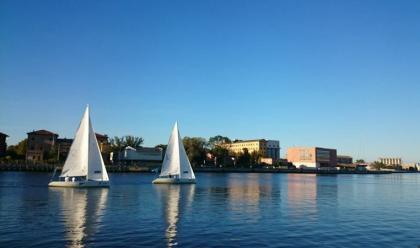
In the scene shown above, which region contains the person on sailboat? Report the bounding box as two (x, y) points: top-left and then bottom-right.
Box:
(48, 106), (110, 188)
(152, 122), (196, 184)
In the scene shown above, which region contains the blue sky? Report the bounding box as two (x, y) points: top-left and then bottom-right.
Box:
(1, 0), (419, 162)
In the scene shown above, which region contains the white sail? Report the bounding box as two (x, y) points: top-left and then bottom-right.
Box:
(60, 106), (109, 181)
(87, 117), (109, 181)
(159, 122), (195, 180)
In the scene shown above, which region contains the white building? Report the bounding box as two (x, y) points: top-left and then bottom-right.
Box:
(379, 157), (402, 166)
(402, 163), (420, 171)
(113, 146), (163, 162)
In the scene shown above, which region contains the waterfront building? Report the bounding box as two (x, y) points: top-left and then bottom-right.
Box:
(57, 133), (111, 163)
(379, 157), (402, 166)
(402, 163), (420, 171)
(113, 146), (163, 166)
(56, 138), (73, 161)
(26, 129), (58, 161)
(337, 155), (353, 164)
(0, 132), (8, 157)
(287, 147), (337, 169)
(222, 139), (280, 163)
(95, 133), (111, 163)
(337, 163), (367, 172)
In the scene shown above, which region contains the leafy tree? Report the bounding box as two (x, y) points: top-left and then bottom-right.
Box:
(124, 136), (144, 148)
(43, 146), (58, 162)
(208, 135), (231, 149)
(6, 139), (27, 160)
(237, 148), (251, 167)
(155, 144), (168, 159)
(370, 161), (386, 170)
(250, 150), (264, 166)
(155, 144), (167, 150)
(210, 145), (230, 167)
(183, 137), (207, 167)
(356, 159), (365, 163)
(110, 136), (144, 152)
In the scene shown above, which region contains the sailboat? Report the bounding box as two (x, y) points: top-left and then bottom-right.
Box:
(49, 106), (110, 188)
(152, 122), (196, 184)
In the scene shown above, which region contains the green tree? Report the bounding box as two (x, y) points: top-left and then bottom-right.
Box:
(356, 159), (365, 163)
(155, 144), (167, 160)
(370, 161), (386, 170)
(183, 137), (207, 167)
(237, 148), (251, 167)
(43, 146), (59, 163)
(210, 145), (231, 167)
(110, 136), (144, 152)
(250, 150), (264, 166)
(6, 139), (27, 160)
(124, 135), (144, 148)
(208, 135), (231, 149)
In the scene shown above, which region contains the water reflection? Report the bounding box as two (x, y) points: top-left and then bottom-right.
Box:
(226, 174), (274, 222)
(155, 185), (195, 247)
(50, 188), (108, 248)
(287, 174), (318, 217)
(286, 174), (338, 219)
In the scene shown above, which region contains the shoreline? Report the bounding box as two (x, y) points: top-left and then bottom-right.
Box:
(0, 163), (411, 175)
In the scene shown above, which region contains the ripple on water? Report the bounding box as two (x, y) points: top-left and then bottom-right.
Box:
(1, 172), (420, 247)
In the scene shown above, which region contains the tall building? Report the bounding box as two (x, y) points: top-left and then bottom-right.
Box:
(26, 130), (58, 161)
(0, 132), (8, 157)
(222, 139), (280, 163)
(287, 147), (337, 169)
(379, 157), (402, 166)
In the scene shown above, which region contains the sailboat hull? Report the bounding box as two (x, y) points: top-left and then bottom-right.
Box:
(152, 178), (196, 184)
(48, 180), (110, 188)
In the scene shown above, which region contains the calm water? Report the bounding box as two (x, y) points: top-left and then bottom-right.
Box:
(1, 172), (420, 247)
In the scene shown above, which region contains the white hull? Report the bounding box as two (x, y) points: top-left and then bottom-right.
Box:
(48, 180), (110, 188)
(152, 178), (196, 184)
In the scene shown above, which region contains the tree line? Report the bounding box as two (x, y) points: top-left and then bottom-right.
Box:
(1, 134), (276, 168)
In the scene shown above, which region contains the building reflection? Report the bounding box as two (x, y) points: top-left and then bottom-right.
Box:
(286, 174), (318, 217)
(50, 188), (108, 248)
(286, 174), (338, 219)
(155, 185), (195, 247)
(226, 174), (273, 221)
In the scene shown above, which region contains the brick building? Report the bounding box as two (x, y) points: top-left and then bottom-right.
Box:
(287, 147), (337, 169)
(26, 130), (58, 161)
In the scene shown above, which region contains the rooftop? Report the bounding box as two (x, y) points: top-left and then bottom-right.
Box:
(232, 139), (266, 143)
(0, 132), (8, 137)
(95, 133), (108, 139)
(27, 129), (58, 136)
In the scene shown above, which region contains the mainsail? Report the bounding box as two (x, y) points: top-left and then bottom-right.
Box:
(60, 106), (109, 181)
(159, 122), (195, 179)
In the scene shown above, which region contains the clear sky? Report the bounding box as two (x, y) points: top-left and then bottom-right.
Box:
(1, 0), (419, 162)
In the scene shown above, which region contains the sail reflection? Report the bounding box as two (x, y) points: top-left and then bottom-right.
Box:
(50, 188), (108, 248)
(155, 185), (195, 247)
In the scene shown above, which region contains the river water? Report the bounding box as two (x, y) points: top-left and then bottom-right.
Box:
(0, 172), (419, 247)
